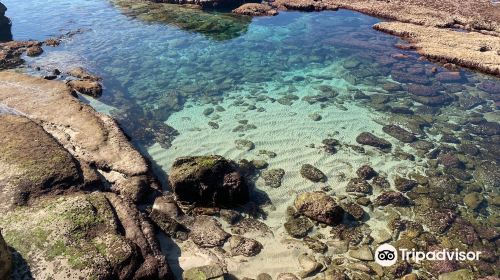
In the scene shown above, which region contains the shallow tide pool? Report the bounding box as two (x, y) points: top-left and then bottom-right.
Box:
(3, 0), (500, 277)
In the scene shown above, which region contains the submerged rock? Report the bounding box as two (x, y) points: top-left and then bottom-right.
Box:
(438, 269), (474, 280)
(229, 235), (263, 257)
(294, 191), (344, 225)
(341, 202), (365, 220)
(190, 215), (230, 247)
(382, 125), (416, 143)
(394, 176), (418, 192)
(261, 168), (285, 188)
(349, 245), (373, 261)
(235, 139), (255, 151)
(346, 178), (372, 194)
(356, 132), (392, 150)
(232, 3), (278, 16)
(374, 191), (410, 207)
(356, 165), (377, 180)
(183, 264), (225, 280)
(300, 164), (326, 182)
(169, 155), (249, 207)
(284, 215), (313, 238)
(0, 231), (11, 280)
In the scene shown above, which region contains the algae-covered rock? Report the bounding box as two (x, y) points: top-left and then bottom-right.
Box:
(183, 264), (225, 280)
(294, 192), (344, 225)
(169, 155), (249, 207)
(0, 115), (83, 210)
(284, 215), (313, 238)
(0, 192), (170, 279)
(0, 231), (11, 280)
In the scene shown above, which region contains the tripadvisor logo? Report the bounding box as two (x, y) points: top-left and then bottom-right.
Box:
(374, 244), (482, 267)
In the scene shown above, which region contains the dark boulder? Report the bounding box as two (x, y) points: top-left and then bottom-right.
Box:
(374, 192), (410, 207)
(346, 178), (372, 194)
(382, 125), (416, 143)
(356, 165), (377, 180)
(169, 155), (249, 207)
(300, 164), (326, 182)
(356, 132), (392, 150)
(0, 2), (12, 42)
(394, 176), (418, 192)
(294, 192), (344, 225)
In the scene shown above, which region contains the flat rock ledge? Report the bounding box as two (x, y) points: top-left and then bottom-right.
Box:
(0, 72), (173, 279)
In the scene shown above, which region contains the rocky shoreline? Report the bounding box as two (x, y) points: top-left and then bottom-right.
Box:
(233, 0), (500, 77)
(0, 72), (172, 279)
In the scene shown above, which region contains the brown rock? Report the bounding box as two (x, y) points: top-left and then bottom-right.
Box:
(26, 45), (43, 57)
(67, 80), (103, 97)
(229, 235), (263, 257)
(232, 3), (278, 16)
(0, 231), (11, 280)
(294, 191), (344, 225)
(356, 132), (392, 150)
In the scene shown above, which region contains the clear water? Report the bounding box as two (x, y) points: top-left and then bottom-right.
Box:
(3, 0), (500, 277)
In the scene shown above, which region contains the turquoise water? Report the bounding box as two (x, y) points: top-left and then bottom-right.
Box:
(3, 0), (500, 277)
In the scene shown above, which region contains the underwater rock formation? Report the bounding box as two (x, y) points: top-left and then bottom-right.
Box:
(111, 0), (251, 41)
(294, 192), (344, 225)
(169, 155), (249, 207)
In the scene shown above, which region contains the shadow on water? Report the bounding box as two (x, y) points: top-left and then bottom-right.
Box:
(110, 0), (252, 41)
(9, 247), (34, 280)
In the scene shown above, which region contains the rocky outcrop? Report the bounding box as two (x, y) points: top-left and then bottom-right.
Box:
(0, 2), (11, 42)
(374, 22), (500, 77)
(0, 193), (172, 279)
(0, 231), (11, 280)
(169, 155), (249, 207)
(0, 73), (172, 279)
(232, 3), (278, 16)
(294, 192), (344, 225)
(0, 115), (85, 210)
(0, 72), (159, 203)
(149, 0), (244, 8)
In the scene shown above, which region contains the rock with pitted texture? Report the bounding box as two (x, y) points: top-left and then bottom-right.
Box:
(183, 264), (225, 280)
(189, 215), (230, 247)
(374, 191), (410, 207)
(294, 192), (344, 225)
(232, 3), (278, 16)
(169, 155), (249, 207)
(0, 2), (11, 42)
(346, 178), (372, 194)
(229, 235), (263, 257)
(67, 80), (103, 97)
(300, 164), (326, 182)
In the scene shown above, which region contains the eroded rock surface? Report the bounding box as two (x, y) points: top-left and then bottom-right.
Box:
(294, 192), (344, 225)
(232, 3), (278, 16)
